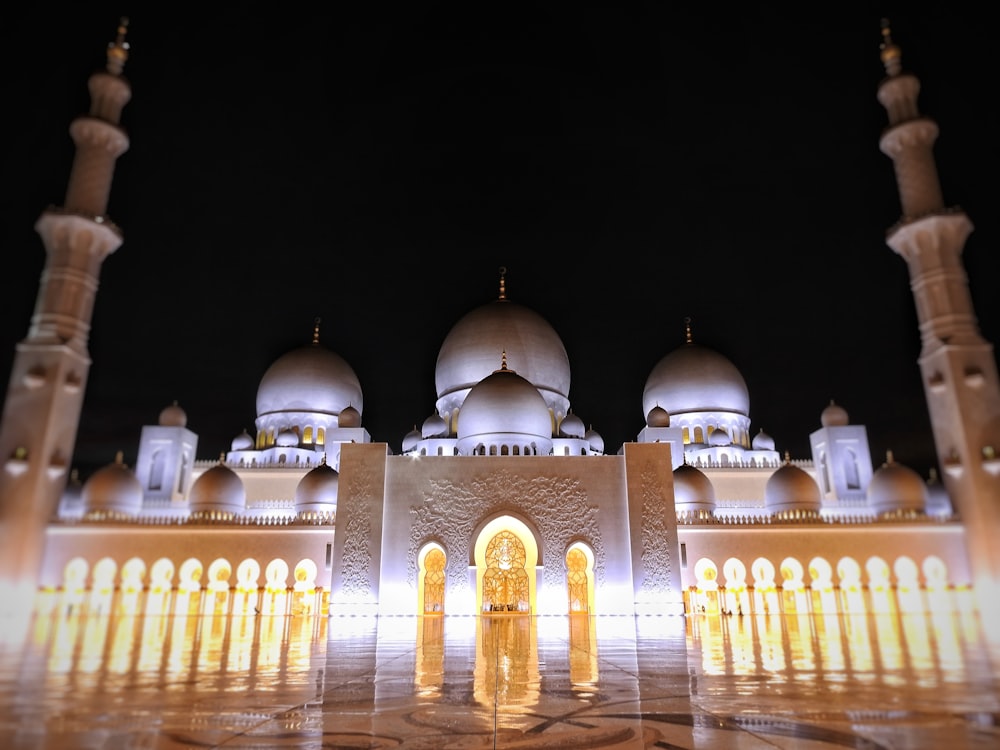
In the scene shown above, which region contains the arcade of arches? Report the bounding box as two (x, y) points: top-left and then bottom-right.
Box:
(34, 542), (965, 619)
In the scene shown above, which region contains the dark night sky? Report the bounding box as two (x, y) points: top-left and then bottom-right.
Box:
(1, 6), (997, 479)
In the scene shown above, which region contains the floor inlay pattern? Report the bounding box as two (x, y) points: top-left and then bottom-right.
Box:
(0, 610), (997, 748)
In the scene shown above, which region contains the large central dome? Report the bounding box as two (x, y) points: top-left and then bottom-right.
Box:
(642, 341), (749, 419)
(435, 273), (570, 418)
(257, 338), (363, 419)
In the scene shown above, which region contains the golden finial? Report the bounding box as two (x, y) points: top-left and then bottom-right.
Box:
(885, 449), (895, 465)
(106, 17), (130, 76)
(879, 18), (902, 77)
(684, 316), (693, 344)
(114, 450), (124, 465)
(312, 317), (321, 344)
(498, 266), (507, 300)
(500, 349), (508, 370)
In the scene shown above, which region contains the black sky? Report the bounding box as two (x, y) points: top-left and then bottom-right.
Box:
(1, 6), (997, 479)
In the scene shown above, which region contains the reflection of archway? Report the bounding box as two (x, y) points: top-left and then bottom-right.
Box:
(474, 516), (537, 614)
(419, 544), (446, 615)
(566, 543), (594, 614)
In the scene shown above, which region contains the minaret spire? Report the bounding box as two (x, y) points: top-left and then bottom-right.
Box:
(876, 21), (1000, 622)
(498, 266), (507, 301)
(0, 22), (133, 616)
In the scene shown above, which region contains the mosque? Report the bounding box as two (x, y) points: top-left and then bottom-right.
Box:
(0, 20), (997, 623)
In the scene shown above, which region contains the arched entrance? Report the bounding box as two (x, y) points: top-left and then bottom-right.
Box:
(418, 543), (446, 614)
(474, 516), (538, 614)
(566, 543), (595, 613)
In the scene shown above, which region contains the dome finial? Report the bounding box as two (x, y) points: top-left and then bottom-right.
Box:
(312, 317), (321, 345)
(885, 449), (895, 465)
(879, 18), (902, 77)
(684, 316), (693, 344)
(114, 450), (124, 466)
(500, 349), (508, 371)
(106, 17), (130, 76)
(498, 266), (507, 300)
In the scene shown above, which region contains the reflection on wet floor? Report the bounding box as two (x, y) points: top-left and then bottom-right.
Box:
(0, 608), (998, 748)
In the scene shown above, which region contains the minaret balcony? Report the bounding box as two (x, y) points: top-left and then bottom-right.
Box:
(5, 448), (29, 476)
(982, 446), (1000, 476)
(942, 452), (963, 479)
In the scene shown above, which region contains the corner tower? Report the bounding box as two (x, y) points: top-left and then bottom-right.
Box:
(0, 20), (132, 612)
(876, 20), (1000, 615)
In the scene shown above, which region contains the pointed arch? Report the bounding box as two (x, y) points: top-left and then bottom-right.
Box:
(418, 542), (447, 615)
(565, 541), (595, 614)
(474, 515), (538, 614)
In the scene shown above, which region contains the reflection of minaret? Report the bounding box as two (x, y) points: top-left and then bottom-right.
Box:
(0, 20), (132, 612)
(876, 21), (1000, 615)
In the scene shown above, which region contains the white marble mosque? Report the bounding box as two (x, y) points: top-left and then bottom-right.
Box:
(0, 18), (998, 630)
(1, 17), (999, 750)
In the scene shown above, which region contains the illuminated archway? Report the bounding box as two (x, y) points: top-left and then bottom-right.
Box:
(566, 542), (595, 614)
(779, 557), (808, 614)
(203, 558), (232, 616)
(867, 556), (893, 613)
(233, 558), (261, 615)
(175, 557), (203, 616)
(474, 516), (538, 614)
(923, 555), (953, 611)
(837, 556), (865, 613)
(893, 555), (922, 613)
(418, 543), (446, 615)
(119, 557), (147, 615)
(145, 558), (175, 615)
(808, 556), (836, 613)
(692, 557), (719, 614)
(263, 558), (290, 615)
(722, 557), (748, 615)
(90, 557), (117, 614)
(751, 557), (778, 615)
(292, 558), (319, 615)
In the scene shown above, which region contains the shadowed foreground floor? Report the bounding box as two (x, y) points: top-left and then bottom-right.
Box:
(0, 608), (998, 748)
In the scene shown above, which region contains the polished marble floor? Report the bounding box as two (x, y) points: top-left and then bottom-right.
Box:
(0, 606), (998, 749)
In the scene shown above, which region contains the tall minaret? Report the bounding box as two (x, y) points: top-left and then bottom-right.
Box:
(0, 20), (132, 615)
(876, 20), (1000, 618)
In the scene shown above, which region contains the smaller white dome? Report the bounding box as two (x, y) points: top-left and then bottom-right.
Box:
(189, 463), (245, 515)
(82, 453), (143, 517)
(646, 405), (670, 428)
(421, 411), (448, 438)
(585, 426), (604, 454)
(867, 451), (927, 515)
(231, 430), (254, 451)
(295, 460), (339, 515)
(673, 463), (716, 513)
(159, 401), (187, 427)
(751, 428), (775, 451)
(765, 458), (821, 515)
(339, 404), (361, 428)
(401, 425), (422, 453)
(275, 429), (299, 447)
(559, 410), (585, 438)
(821, 400), (849, 427)
(708, 428), (730, 447)
(457, 357), (552, 454)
